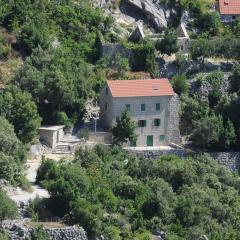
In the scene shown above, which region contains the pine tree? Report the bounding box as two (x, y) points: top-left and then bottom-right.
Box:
(112, 109), (136, 144)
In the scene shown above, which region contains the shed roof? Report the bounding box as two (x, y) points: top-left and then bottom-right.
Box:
(107, 79), (174, 98)
(39, 125), (65, 131)
(219, 0), (240, 15)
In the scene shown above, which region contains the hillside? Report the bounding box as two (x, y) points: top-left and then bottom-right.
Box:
(0, 0), (240, 240)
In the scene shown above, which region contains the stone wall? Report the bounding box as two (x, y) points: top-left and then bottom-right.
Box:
(126, 149), (240, 172)
(101, 43), (132, 61)
(89, 132), (113, 144)
(210, 152), (240, 172)
(166, 94), (181, 144)
(0, 220), (87, 240)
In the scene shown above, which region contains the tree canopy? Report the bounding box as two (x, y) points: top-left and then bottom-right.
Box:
(34, 145), (240, 239)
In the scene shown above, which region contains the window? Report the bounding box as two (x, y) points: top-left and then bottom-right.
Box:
(126, 104), (130, 111)
(105, 103), (108, 110)
(156, 103), (160, 111)
(160, 135), (165, 141)
(154, 119), (161, 127)
(116, 116), (119, 122)
(141, 103), (145, 111)
(105, 87), (108, 95)
(138, 120), (147, 127)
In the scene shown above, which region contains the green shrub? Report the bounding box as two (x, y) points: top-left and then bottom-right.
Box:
(55, 111), (73, 129)
(77, 128), (90, 140)
(31, 226), (50, 240)
(0, 231), (9, 240)
(0, 190), (17, 221)
(171, 74), (189, 95)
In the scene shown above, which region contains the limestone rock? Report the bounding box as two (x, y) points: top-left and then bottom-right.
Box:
(125, 0), (167, 31)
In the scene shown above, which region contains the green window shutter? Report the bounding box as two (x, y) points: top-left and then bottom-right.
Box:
(126, 104), (130, 111)
(141, 104), (145, 111)
(154, 119), (161, 126)
(156, 103), (160, 111)
(160, 135), (165, 141)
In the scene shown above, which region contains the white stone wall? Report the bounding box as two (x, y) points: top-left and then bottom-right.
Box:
(39, 128), (64, 148)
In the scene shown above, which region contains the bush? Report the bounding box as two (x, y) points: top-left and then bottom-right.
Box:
(0, 116), (26, 184)
(0, 86), (41, 144)
(0, 190), (17, 221)
(31, 226), (50, 240)
(77, 128), (90, 140)
(156, 28), (178, 56)
(171, 74), (189, 95)
(55, 111), (73, 129)
(0, 231), (9, 240)
(36, 146), (240, 239)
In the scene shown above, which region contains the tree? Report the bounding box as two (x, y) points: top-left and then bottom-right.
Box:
(0, 86), (41, 143)
(156, 28), (178, 56)
(17, 15), (50, 55)
(180, 95), (209, 135)
(115, 53), (130, 79)
(112, 109), (136, 144)
(131, 40), (157, 77)
(171, 74), (189, 95)
(230, 64), (240, 93)
(0, 116), (26, 183)
(197, 12), (221, 35)
(190, 37), (213, 63)
(175, 52), (187, 73)
(222, 119), (236, 150)
(190, 114), (224, 149)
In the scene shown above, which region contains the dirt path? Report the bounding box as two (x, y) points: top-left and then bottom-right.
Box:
(9, 158), (49, 204)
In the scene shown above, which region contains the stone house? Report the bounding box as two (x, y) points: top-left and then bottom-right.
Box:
(99, 79), (180, 147)
(39, 125), (65, 148)
(218, 0), (240, 22)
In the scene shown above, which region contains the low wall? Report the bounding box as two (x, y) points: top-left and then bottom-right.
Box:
(126, 149), (240, 172)
(0, 220), (87, 240)
(89, 132), (113, 144)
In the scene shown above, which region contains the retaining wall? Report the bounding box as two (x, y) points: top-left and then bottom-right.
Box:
(126, 149), (240, 171)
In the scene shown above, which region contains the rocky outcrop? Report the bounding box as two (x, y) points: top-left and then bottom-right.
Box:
(0, 220), (87, 240)
(124, 0), (167, 31)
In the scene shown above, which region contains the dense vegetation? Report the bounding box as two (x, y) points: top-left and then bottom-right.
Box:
(33, 145), (240, 240)
(0, 116), (26, 184)
(0, 0), (112, 128)
(179, 67), (240, 150)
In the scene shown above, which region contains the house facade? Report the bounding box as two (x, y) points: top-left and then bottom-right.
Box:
(99, 79), (180, 147)
(218, 0), (240, 23)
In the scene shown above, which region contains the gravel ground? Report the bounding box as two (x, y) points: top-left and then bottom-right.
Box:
(8, 158), (49, 204)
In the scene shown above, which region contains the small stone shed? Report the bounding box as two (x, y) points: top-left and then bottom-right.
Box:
(39, 125), (65, 148)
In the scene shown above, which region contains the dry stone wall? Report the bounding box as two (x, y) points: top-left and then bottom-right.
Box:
(0, 220), (87, 240)
(166, 94), (181, 144)
(126, 149), (240, 172)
